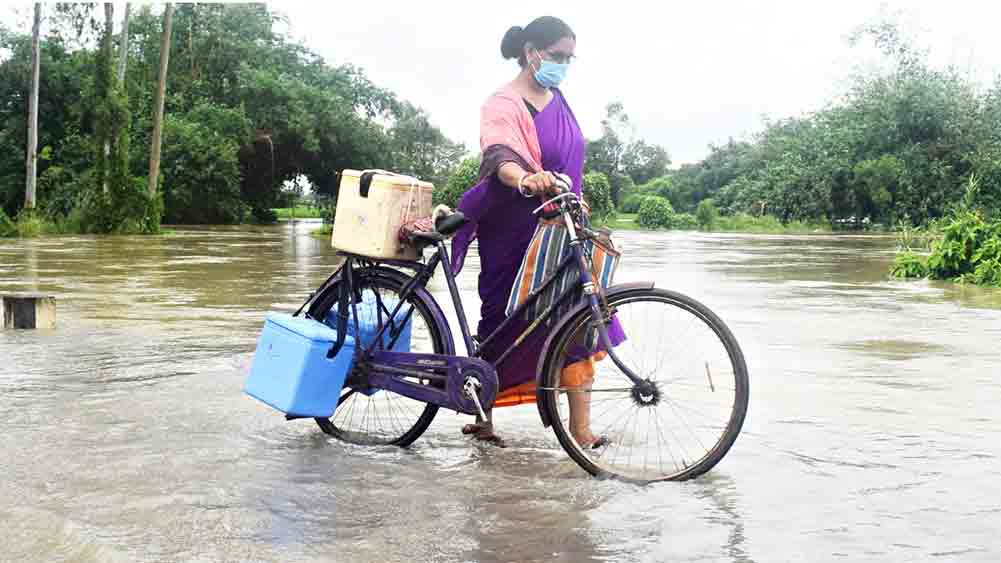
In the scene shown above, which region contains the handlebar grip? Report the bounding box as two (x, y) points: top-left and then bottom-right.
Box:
(552, 172), (572, 193)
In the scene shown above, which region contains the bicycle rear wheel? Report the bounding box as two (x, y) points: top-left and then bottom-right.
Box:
(307, 266), (452, 446)
(540, 287), (748, 483)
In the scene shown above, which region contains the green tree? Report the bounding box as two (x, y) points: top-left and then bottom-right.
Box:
(621, 139), (670, 185)
(435, 155), (479, 209)
(582, 170), (614, 222)
(696, 199), (719, 230)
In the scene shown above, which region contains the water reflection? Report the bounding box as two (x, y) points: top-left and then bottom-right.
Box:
(1, 226), (999, 561)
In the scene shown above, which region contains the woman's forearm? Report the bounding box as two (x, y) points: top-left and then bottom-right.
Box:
(497, 161), (530, 189)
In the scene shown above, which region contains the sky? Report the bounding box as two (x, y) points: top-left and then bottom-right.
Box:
(274, 0), (1001, 165)
(4, 1), (1001, 165)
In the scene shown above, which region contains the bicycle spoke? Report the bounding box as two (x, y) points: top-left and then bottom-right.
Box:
(315, 271), (442, 445)
(546, 290), (747, 482)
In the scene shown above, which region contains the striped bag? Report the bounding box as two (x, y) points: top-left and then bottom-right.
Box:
(506, 218), (620, 323)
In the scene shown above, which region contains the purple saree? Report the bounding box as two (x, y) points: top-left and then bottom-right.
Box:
(451, 88), (588, 391)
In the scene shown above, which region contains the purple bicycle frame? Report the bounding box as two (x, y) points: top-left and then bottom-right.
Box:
(333, 205), (643, 415)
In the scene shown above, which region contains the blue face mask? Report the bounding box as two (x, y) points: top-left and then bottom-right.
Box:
(532, 51), (569, 89)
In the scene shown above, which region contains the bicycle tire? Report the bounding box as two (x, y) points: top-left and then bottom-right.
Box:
(540, 287), (749, 483)
(307, 266), (452, 447)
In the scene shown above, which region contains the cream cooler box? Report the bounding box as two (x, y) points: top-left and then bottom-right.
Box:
(331, 170), (434, 260)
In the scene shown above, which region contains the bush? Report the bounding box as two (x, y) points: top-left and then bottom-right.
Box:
(14, 210), (43, 238)
(582, 171), (614, 222)
(890, 178), (1001, 286)
(673, 213), (698, 230)
(620, 194), (654, 214)
(0, 207), (16, 237)
(890, 251), (929, 279)
(435, 156), (479, 209)
(716, 213), (784, 232)
(637, 196), (675, 229)
(75, 177), (164, 234)
(696, 199), (719, 230)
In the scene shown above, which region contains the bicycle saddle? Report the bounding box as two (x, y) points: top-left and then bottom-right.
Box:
(434, 210), (467, 236)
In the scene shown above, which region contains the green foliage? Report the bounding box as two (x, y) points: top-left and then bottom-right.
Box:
(161, 108), (248, 224)
(892, 176), (1001, 286)
(14, 210), (43, 238)
(582, 171), (614, 222)
(0, 207), (17, 237)
(273, 206), (322, 219)
(585, 102), (669, 204)
(624, 22), (1001, 228)
(435, 156), (479, 209)
(673, 212), (698, 230)
(715, 213), (784, 233)
(0, 4), (463, 230)
(620, 140), (670, 185)
(620, 193), (654, 214)
(890, 251), (929, 279)
(852, 155), (903, 222)
(636, 196), (675, 229)
(75, 178), (163, 234)
(895, 220), (941, 251)
(696, 199), (719, 230)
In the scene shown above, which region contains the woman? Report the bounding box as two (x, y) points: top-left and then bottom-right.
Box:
(451, 16), (607, 447)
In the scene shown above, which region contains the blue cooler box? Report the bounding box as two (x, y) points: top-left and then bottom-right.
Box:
(244, 313), (354, 417)
(323, 292), (412, 351)
(322, 294), (411, 396)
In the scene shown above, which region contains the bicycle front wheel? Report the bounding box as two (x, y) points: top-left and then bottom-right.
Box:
(541, 287), (749, 483)
(307, 266), (451, 447)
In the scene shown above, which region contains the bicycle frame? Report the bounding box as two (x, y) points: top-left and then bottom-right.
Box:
(327, 196), (647, 414)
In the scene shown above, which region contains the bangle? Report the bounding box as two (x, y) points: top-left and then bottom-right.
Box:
(517, 172), (535, 197)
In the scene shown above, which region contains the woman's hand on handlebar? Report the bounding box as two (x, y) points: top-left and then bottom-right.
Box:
(520, 171), (564, 196)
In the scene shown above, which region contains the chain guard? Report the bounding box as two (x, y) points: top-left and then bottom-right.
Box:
(367, 351), (498, 415)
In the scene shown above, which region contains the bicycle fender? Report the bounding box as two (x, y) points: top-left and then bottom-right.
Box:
(534, 281), (655, 428)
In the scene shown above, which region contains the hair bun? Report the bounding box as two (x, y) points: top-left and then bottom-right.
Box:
(500, 26), (525, 59)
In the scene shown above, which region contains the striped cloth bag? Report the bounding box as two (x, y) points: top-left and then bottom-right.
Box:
(506, 218), (620, 324)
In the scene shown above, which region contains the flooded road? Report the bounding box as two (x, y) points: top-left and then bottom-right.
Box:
(1, 222), (999, 562)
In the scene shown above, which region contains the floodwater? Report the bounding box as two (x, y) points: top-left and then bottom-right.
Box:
(1, 221), (999, 562)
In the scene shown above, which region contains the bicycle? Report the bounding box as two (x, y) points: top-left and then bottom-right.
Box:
(295, 176), (749, 483)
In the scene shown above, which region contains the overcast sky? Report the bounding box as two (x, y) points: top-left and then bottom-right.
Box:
(4, 2), (1001, 165)
(277, 0), (1001, 165)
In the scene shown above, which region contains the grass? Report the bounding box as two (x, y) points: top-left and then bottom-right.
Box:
(272, 206), (323, 219)
(310, 224), (332, 239)
(600, 212), (830, 234)
(713, 213), (830, 234)
(601, 213), (643, 231)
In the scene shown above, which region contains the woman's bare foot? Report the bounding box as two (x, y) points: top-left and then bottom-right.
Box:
(461, 413), (506, 447)
(571, 428), (609, 449)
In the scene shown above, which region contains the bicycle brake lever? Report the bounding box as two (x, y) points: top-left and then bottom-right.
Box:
(532, 192), (578, 215)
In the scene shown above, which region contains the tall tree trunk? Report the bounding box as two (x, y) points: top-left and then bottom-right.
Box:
(101, 2), (113, 194)
(116, 4), (131, 84)
(24, 3), (41, 210)
(147, 3), (173, 197)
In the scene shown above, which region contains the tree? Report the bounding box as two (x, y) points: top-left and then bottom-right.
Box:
(147, 3), (173, 197)
(696, 199), (719, 231)
(582, 171), (614, 222)
(24, 3), (41, 211)
(621, 140), (670, 185)
(586, 102), (631, 204)
(116, 4), (131, 83)
(435, 156), (479, 209)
